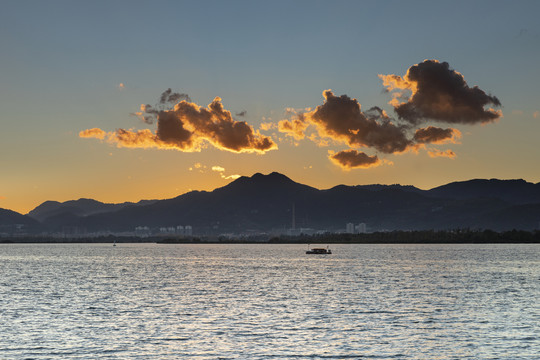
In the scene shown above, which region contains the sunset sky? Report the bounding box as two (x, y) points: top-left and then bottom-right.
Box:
(2, 0), (540, 214)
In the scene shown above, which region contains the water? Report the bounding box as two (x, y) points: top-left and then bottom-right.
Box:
(1, 243), (538, 359)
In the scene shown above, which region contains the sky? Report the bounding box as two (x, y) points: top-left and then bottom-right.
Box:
(2, 0), (540, 214)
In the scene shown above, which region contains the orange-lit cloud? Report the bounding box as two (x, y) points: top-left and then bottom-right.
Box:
(259, 122), (276, 131)
(329, 150), (382, 170)
(280, 90), (413, 154)
(413, 126), (461, 144)
(189, 163), (207, 172)
(427, 149), (457, 159)
(211, 165), (240, 180)
(534, 111), (539, 119)
(276, 60), (501, 170)
(79, 128), (107, 140)
(307, 133), (330, 147)
(81, 128), (183, 150)
(278, 115), (309, 140)
(380, 59), (502, 125)
(81, 90), (277, 154)
(113, 129), (173, 149)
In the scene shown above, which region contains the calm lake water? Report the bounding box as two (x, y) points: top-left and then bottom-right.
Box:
(1, 243), (538, 359)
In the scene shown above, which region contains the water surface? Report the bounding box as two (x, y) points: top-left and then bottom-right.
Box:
(1, 243), (538, 359)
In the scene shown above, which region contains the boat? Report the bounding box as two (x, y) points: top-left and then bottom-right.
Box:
(306, 245), (332, 254)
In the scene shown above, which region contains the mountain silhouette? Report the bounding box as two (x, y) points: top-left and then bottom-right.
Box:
(28, 198), (157, 222)
(427, 179), (540, 204)
(0, 208), (42, 234)
(2, 172), (540, 234)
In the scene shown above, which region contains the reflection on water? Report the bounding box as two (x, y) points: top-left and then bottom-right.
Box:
(1, 243), (538, 359)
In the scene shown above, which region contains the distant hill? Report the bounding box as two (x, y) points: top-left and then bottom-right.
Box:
(0, 208), (42, 234)
(28, 198), (156, 222)
(427, 179), (540, 204)
(19, 172), (540, 234)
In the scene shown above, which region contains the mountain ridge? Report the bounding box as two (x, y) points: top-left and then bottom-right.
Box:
(2, 173), (540, 234)
(27, 198), (157, 222)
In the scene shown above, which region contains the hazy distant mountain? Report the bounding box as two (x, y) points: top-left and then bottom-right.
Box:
(427, 179), (540, 204)
(28, 198), (157, 222)
(24, 172), (540, 234)
(73, 172), (322, 233)
(0, 208), (38, 225)
(0, 208), (42, 233)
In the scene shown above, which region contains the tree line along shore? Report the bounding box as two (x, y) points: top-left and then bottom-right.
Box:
(2, 229), (540, 244)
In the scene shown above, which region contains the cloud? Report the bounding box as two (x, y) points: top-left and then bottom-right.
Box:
(275, 60), (501, 170)
(130, 89), (192, 125)
(278, 115), (309, 140)
(211, 165), (240, 180)
(159, 88), (191, 104)
(260, 122), (277, 131)
(534, 111), (539, 119)
(131, 105), (157, 125)
(79, 128), (107, 140)
(413, 126), (461, 144)
(81, 90), (277, 154)
(189, 163), (206, 171)
(81, 127), (193, 150)
(329, 150), (382, 170)
(278, 59), (501, 170)
(379, 59), (502, 125)
(307, 132), (330, 147)
(280, 90), (413, 154)
(427, 149), (456, 159)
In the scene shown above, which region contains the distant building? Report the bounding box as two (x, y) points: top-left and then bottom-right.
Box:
(185, 225), (193, 236)
(356, 223), (367, 233)
(346, 222), (367, 234)
(176, 225), (184, 236)
(135, 226), (151, 237)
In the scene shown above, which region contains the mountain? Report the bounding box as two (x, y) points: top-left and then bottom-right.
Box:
(28, 198), (156, 222)
(0, 208), (42, 234)
(23, 173), (540, 234)
(427, 179), (540, 204)
(68, 172), (322, 233)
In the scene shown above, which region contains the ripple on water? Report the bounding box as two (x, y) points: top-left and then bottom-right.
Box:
(0, 243), (538, 359)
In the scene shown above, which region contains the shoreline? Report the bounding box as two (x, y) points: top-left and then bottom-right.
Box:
(2, 229), (539, 244)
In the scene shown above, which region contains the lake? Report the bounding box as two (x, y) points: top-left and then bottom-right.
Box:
(1, 243), (538, 359)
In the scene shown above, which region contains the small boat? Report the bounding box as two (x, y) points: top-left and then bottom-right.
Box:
(306, 245), (332, 254)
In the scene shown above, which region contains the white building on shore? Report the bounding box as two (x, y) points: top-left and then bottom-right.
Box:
(346, 222), (367, 234)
